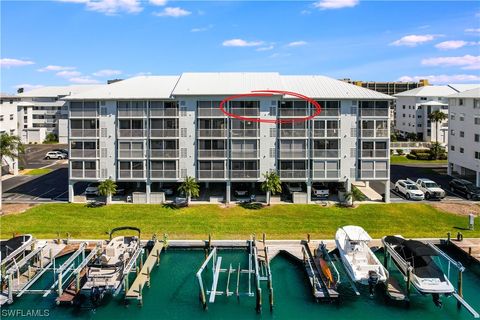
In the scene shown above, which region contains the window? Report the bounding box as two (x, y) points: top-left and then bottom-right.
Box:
(0, 115), (3, 121)
(460, 148), (464, 154)
(402, 114), (405, 118)
(460, 131), (465, 138)
(402, 105), (405, 109)
(475, 134), (480, 142)
(459, 114), (465, 121)
(451, 113), (455, 120)
(418, 124), (422, 127)
(459, 99), (464, 106)
(420, 97), (427, 101)
(450, 145), (455, 151)
(9, 114), (13, 120)
(475, 117), (480, 125)
(474, 99), (480, 109)
(418, 115), (422, 118)
(475, 151), (480, 160)
(450, 130), (455, 136)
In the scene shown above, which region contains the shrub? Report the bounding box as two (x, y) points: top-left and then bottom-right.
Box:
(396, 149), (404, 155)
(43, 133), (58, 144)
(19, 166), (25, 171)
(438, 153), (447, 160)
(390, 149), (394, 155)
(416, 152), (431, 160)
(410, 149), (430, 156)
(406, 154), (417, 160)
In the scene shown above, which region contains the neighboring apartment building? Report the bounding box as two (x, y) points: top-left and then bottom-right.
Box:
(17, 85), (101, 143)
(448, 88), (480, 187)
(394, 84), (480, 144)
(65, 73), (393, 204)
(0, 94), (21, 174)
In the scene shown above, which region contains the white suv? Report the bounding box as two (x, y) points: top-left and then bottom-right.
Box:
(45, 151), (66, 159)
(395, 179), (424, 200)
(414, 178), (446, 200)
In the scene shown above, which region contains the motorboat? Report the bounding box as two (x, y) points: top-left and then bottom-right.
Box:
(81, 227), (141, 305)
(383, 235), (454, 306)
(335, 226), (388, 294)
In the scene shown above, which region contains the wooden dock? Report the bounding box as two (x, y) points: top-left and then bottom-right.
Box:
(450, 238), (480, 263)
(125, 240), (163, 304)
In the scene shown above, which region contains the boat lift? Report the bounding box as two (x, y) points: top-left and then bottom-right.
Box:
(382, 238), (479, 318)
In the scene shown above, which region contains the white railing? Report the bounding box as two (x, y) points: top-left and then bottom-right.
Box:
(70, 149), (98, 158)
(278, 109), (309, 117)
(150, 170), (178, 179)
(69, 110), (98, 118)
(149, 129), (178, 137)
(279, 170), (307, 179)
(390, 142), (432, 149)
(313, 170), (340, 179)
(312, 129), (339, 138)
(318, 109), (340, 117)
(197, 129), (227, 138)
(198, 170), (225, 179)
(150, 150), (179, 158)
(71, 169), (98, 179)
(229, 108), (259, 117)
(118, 109), (146, 117)
(118, 129), (146, 138)
(197, 150), (227, 158)
(360, 109), (388, 117)
(361, 150), (388, 158)
(197, 109), (225, 117)
(279, 150), (307, 158)
(230, 150), (259, 158)
(70, 129), (98, 138)
(359, 170), (388, 179)
(231, 170), (259, 179)
(279, 129), (307, 138)
(360, 129), (388, 137)
(231, 129), (259, 138)
(119, 170), (145, 179)
(150, 109), (178, 117)
(311, 149), (340, 158)
(118, 150), (145, 158)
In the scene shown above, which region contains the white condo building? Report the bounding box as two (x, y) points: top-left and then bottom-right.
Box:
(447, 88), (480, 187)
(394, 84), (480, 145)
(0, 94), (21, 174)
(64, 73), (394, 204)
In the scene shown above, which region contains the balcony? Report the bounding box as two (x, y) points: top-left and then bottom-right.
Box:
(150, 150), (179, 158)
(318, 109), (340, 117)
(230, 150), (259, 158)
(231, 129), (258, 138)
(149, 129), (178, 138)
(360, 129), (388, 138)
(197, 129), (227, 138)
(360, 109), (389, 117)
(118, 109), (146, 118)
(278, 109), (309, 117)
(198, 170), (226, 179)
(71, 169), (98, 179)
(197, 109), (225, 117)
(229, 108), (259, 117)
(279, 150), (307, 158)
(197, 150), (227, 158)
(119, 170), (145, 179)
(311, 149), (340, 158)
(231, 170), (259, 179)
(361, 150), (388, 158)
(70, 149), (98, 158)
(118, 150), (145, 158)
(279, 170), (307, 179)
(150, 109), (178, 117)
(70, 129), (98, 138)
(279, 129), (307, 138)
(359, 170), (388, 179)
(118, 129), (146, 138)
(313, 170), (340, 179)
(69, 110), (98, 118)
(312, 129), (340, 138)
(150, 170), (178, 179)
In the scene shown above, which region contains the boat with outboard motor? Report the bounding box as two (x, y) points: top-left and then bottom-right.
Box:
(335, 226), (388, 295)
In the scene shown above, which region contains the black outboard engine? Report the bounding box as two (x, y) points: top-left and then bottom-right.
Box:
(90, 287), (104, 306)
(368, 270), (379, 296)
(432, 293), (442, 308)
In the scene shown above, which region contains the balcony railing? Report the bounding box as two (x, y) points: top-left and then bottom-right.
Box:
(197, 150), (227, 158)
(118, 109), (146, 117)
(69, 110), (98, 118)
(359, 170), (388, 179)
(279, 170), (307, 179)
(311, 149), (340, 158)
(229, 108), (259, 117)
(119, 170), (145, 179)
(197, 129), (227, 138)
(279, 150), (307, 158)
(231, 170), (259, 179)
(312, 129), (339, 138)
(71, 169), (98, 179)
(313, 170), (340, 179)
(149, 129), (178, 137)
(118, 129), (146, 138)
(230, 150), (259, 158)
(198, 170), (226, 179)
(360, 129), (388, 138)
(318, 109), (340, 117)
(70, 129), (98, 138)
(279, 129), (307, 138)
(197, 109), (225, 117)
(360, 109), (389, 117)
(231, 129), (258, 138)
(361, 150), (388, 158)
(278, 109), (309, 117)
(118, 150), (145, 158)
(70, 149), (98, 158)
(150, 150), (179, 158)
(150, 170), (178, 179)
(150, 109), (178, 117)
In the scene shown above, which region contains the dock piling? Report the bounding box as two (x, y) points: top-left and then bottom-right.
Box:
(457, 270), (463, 309)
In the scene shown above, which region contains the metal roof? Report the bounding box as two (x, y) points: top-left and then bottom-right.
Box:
(18, 85), (102, 98)
(418, 101), (448, 106)
(66, 76), (180, 100)
(394, 85), (458, 97)
(448, 87), (480, 98)
(447, 84), (480, 92)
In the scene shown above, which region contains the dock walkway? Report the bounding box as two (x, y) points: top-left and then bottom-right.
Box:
(450, 238), (480, 263)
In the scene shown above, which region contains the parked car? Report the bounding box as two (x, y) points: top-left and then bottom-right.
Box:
(85, 183), (99, 196)
(312, 183), (329, 199)
(173, 193), (188, 207)
(285, 183), (303, 194)
(160, 185), (175, 196)
(395, 179), (424, 200)
(45, 151), (66, 160)
(413, 178), (446, 200)
(449, 179), (480, 200)
(52, 149), (68, 156)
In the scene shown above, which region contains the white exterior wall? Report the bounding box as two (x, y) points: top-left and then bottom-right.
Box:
(0, 99), (19, 136)
(178, 97), (197, 178)
(100, 101), (117, 180)
(340, 100), (358, 181)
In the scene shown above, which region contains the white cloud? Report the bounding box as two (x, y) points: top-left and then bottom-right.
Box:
(149, 0), (167, 6)
(301, 10), (311, 15)
(154, 7), (191, 17)
(222, 39), (264, 47)
(56, 70), (82, 77)
(421, 55), (480, 70)
(92, 69), (122, 77)
(269, 53), (292, 59)
(465, 28), (480, 33)
(134, 71), (152, 76)
(398, 74), (480, 84)
(390, 34), (440, 47)
(59, 0), (143, 15)
(287, 41), (307, 47)
(1, 58), (35, 68)
(256, 45), (274, 52)
(69, 76), (101, 84)
(435, 40), (479, 50)
(38, 65), (76, 72)
(191, 24), (213, 32)
(313, 0), (359, 10)
(13, 84), (45, 91)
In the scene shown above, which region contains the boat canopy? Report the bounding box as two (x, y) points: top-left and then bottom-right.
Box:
(341, 226), (372, 242)
(403, 240), (438, 257)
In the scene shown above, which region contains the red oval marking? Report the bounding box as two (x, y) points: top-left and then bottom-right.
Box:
(218, 90), (322, 124)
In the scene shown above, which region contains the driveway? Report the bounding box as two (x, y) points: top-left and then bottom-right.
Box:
(19, 144), (68, 169)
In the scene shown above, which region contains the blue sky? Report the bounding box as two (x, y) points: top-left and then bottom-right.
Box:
(1, 0), (479, 92)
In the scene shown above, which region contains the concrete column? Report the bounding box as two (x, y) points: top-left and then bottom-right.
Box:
(226, 181), (231, 204)
(205, 182), (209, 188)
(68, 181), (74, 203)
(365, 181), (370, 188)
(384, 180), (390, 203)
(447, 163), (452, 176)
(12, 160), (18, 176)
(477, 171), (480, 188)
(345, 179), (352, 192)
(306, 182), (312, 204)
(146, 182), (151, 204)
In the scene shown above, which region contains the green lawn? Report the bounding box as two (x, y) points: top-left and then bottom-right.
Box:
(23, 168), (53, 175)
(1, 203), (478, 240)
(390, 155), (448, 165)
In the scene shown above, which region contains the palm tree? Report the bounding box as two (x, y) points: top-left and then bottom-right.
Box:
(428, 110), (448, 159)
(98, 179), (117, 205)
(0, 133), (25, 212)
(261, 171), (282, 206)
(178, 176), (199, 206)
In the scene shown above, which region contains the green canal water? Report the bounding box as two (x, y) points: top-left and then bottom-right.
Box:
(2, 248), (480, 319)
